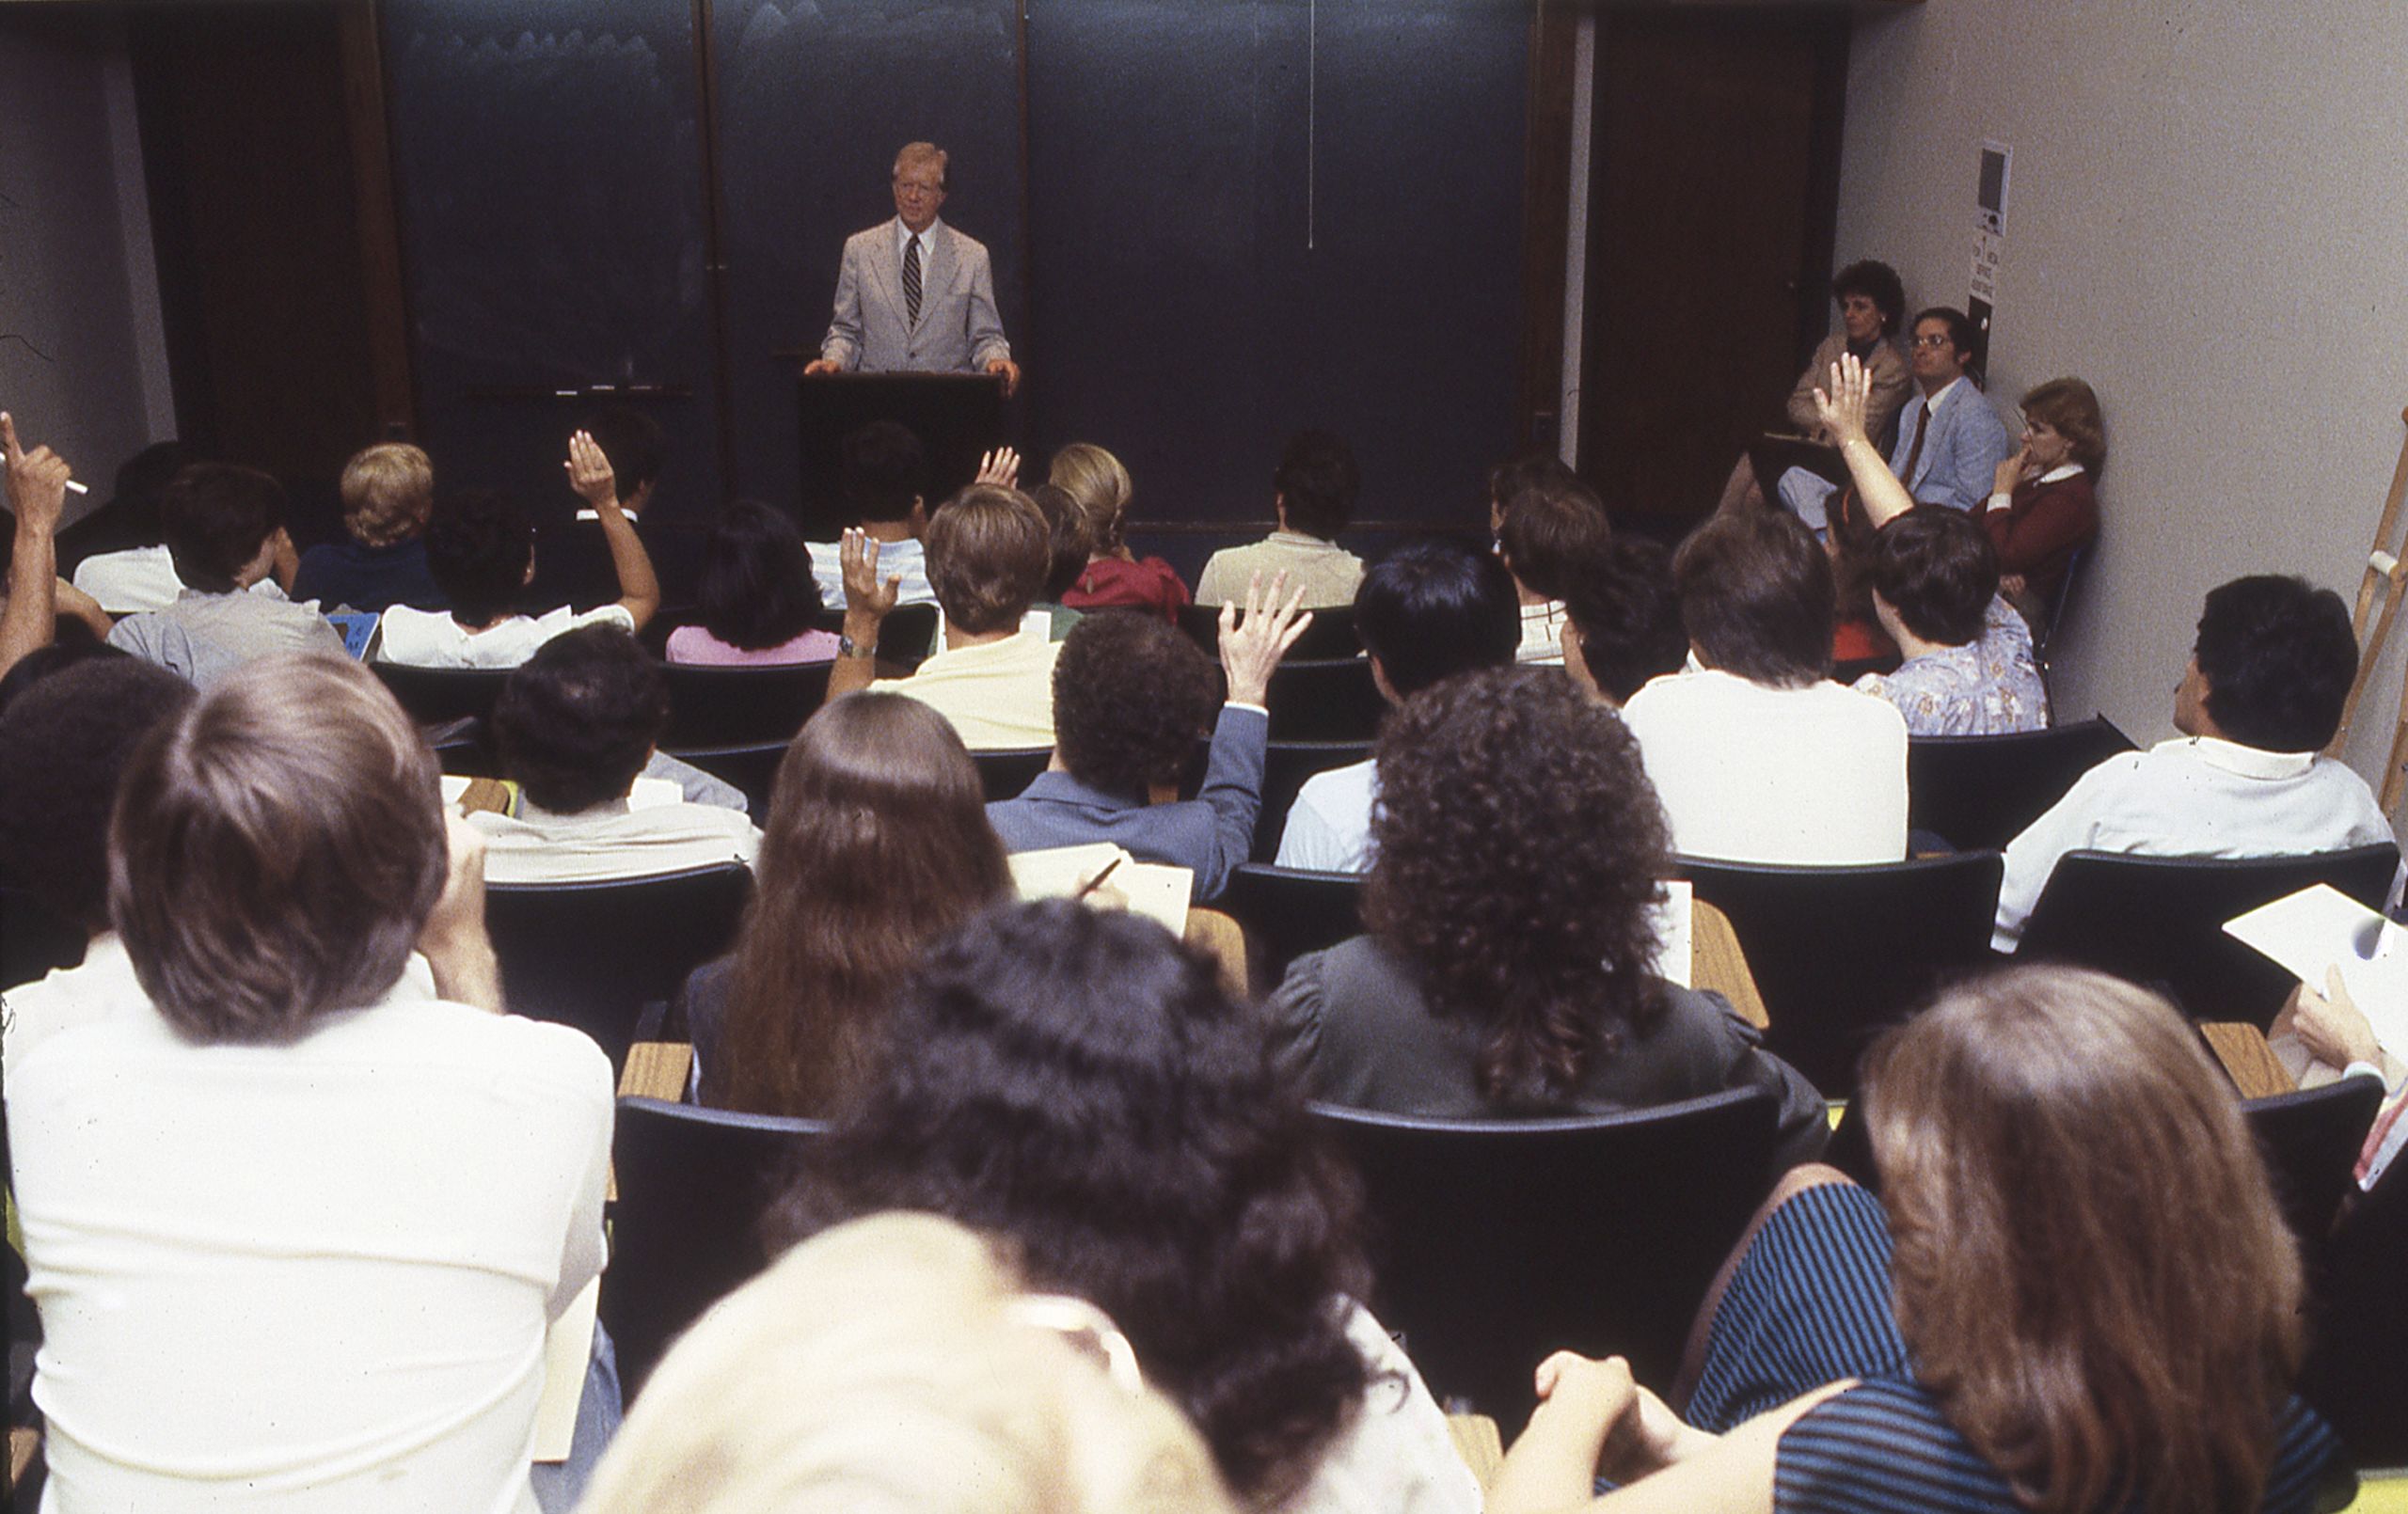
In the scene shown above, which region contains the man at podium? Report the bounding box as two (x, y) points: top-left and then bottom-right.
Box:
(803, 142), (1021, 397)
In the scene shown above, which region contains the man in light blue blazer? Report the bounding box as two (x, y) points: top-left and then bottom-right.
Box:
(1781, 305), (2012, 529)
(805, 142), (1021, 395)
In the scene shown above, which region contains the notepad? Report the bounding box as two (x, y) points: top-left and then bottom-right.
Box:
(1009, 844), (1191, 936)
(2223, 884), (2408, 1060)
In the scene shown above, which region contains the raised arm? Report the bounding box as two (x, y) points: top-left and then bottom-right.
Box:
(823, 528), (901, 704)
(564, 430), (660, 630)
(1, 412), (74, 680)
(1813, 354), (1917, 529)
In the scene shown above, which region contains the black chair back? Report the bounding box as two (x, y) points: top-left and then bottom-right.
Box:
(602, 1096), (825, 1398)
(483, 865), (752, 1069)
(1314, 1088), (1782, 1417)
(2036, 542), (2090, 668)
(1177, 600), (1362, 660)
(673, 741), (790, 820)
(2017, 844), (2400, 1025)
(2303, 1148), (2408, 1463)
(1264, 656), (1386, 742)
(815, 602), (938, 671)
(371, 660), (511, 728)
(1906, 717), (2134, 852)
(2, 885), (86, 992)
(1219, 863), (1365, 991)
(972, 746), (1054, 803)
(2242, 1075), (2384, 1274)
(1675, 851), (2004, 1096)
(658, 661), (832, 749)
(1253, 740), (1374, 862)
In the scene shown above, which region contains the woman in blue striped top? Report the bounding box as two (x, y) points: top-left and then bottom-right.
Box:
(1487, 965), (2346, 1514)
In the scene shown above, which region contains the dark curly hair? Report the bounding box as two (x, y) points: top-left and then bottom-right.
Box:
(491, 625), (671, 813)
(1364, 667), (1671, 1110)
(2194, 575), (2358, 752)
(424, 489), (535, 627)
(1052, 610), (1219, 796)
(695, 499), (826, 651)
(1832, 258), (1907, 337)
(771, 900), (1373, 1505)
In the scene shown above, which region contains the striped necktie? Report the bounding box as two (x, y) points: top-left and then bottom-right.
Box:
(903, 234), (923, 328)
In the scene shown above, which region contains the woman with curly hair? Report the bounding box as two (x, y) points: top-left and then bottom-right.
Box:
(1268, 667), (1825, 1166)
(1489, 967), (2343, 1514)
(676, 692), (1010, 1114)
(773, 900), (1481, 1514)
(1051, 441), (1193, 620)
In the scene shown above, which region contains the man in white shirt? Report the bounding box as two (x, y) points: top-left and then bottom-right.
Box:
(807, 419), (935, 609)
(828, 482), (1063, 749)
(1275, 540), (1520, 872)
(1196, 430), (1367, 609)
(1620, 508), (1909, 864)
(1993, 575), (2394, 950)
(471, 624), (760, 882)
(106, 464), (348, 681)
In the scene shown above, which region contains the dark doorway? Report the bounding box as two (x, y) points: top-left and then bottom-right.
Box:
(1578, 8), (1849, 532)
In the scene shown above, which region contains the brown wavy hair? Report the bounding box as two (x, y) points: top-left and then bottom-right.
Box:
(2020, 376), (2107, 480)
(1864, 967), (2305, 1514)
(708, 693), (1011, 1116)
(1363, 667), (1671, 1110)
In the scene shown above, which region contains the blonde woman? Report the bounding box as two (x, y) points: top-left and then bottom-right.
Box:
(1052, 441), (1192, 620)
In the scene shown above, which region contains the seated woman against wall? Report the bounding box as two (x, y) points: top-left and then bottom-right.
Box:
(1051, 442), (1192, 620)
(1713, 259), (1912, 517)
(1486, 966), (2346, 1514)
(678, 692), (1010, 1115)
(664, 499), (840, 666)
(1268, 667), (1828, 1171)
(1984, 375), (2105, 628)
(774, 900), (1481, 1514)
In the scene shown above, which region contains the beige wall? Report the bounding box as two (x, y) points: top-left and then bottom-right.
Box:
(1834, 0), (2408, 812)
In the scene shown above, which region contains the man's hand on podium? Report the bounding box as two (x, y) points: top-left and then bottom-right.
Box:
(802, 357), (842, 377)
(986, 356), (1022, 398)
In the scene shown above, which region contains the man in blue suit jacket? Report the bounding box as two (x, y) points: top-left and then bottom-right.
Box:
(804, 142), (1021, 396)
(1782, 306), (2012, 529)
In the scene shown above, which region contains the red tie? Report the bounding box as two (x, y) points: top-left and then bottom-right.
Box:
(1899, 402), (1932, 488)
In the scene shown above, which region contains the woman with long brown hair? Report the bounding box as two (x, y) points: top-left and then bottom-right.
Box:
(678, 692), (1011, 1114)
(1487, 966), (2345, 1514)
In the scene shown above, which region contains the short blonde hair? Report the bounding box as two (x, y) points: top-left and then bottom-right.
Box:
(339, 443), (435, 548)
(894, 140), (948, 189)
(578, 1213), (1234, 1514)
(1048, 442), (1133, 556)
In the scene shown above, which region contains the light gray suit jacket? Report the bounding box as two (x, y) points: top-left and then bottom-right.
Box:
(818, 217), (1011, 374)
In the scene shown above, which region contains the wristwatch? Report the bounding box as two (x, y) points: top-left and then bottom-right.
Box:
(838, 632), (873, 660)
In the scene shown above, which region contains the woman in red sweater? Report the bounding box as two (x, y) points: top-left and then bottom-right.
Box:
(1985, 376), (2103, 626)
(1051, 441), (1193, 620)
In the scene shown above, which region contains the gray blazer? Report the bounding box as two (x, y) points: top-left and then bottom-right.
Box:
(819, 218), (1011, 374)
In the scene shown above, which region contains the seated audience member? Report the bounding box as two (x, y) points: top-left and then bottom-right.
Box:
(0, 655), (195, 1063)
(1492, 460), (1611, 665)
(1781, 306), (2015, 534)
(470, 625), (760, 882)
(810, 419), (934, 608)
(1270, 668), (1827, 1167)
(375, 437), (658, 668)
(51, 437), (191, 582)
(828, 483), (1062, 749)
(1559, 536), (1688, 708)
(776, 900), (1480, 1514)
(107, 463), (346, 682)
(1492, 968), (2343, 1514)
(1275, 539), (1520, 872)
(665, 500), (838, 666)
(679, 693), (1010, 1114)
(527, 406), (694, 613)
(1050, 441), (1191, 619)
(1986, 374), (2105, 624)
(1196, 430), (1365, 608)
(987, 582), (1307, 902)
(69, 448), (298, 615)
(292, 442), (446, 613)
(8, 655), (612, 1513)
(1992, 574), (2389, 950)
(1620, 509), (1908, 863)
(576, 1212), (1236, 1514)
(2269, 968), (2404, 1094)
(1027, 481), (1089, 638)
(1715, 259), (1911, 516)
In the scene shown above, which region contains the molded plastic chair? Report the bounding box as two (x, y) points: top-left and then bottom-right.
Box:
(1264, 657), (1386, 742)
(1218, 862), (1365, 991)
(2035, 542), (2090, 674)
(371, 660), (510, 728)
(971, 746), (1054, 803)
(483, 865), (752, 1070)
(2242, 1075), (2384, 1278)
(1906, 717), (2134, 853)
(1177, 600), (1362, 660)
(2016, 844), (2400, 1026)
(673, 741), (790, 820)
(658, 660), (832, 749)
(1312, 1087), (1782, 1418)
(1252, 740), (1374, 862)
(602, 1096), (825, 1398)
(1674, 851), (2004, 1096)
(1, 886), (85, 993)
(2302, 1145), (2408, 1464)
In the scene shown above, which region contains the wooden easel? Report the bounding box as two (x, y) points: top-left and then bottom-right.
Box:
(2331, 404), (2408, 815)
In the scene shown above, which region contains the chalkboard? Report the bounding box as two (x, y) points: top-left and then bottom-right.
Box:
(709, 0), (1025, 517)
(1021, 0), (1528, 528)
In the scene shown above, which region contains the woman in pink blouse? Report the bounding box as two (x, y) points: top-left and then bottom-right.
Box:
(666, 500), (841, 666)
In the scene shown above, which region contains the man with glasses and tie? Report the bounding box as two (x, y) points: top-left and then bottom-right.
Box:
(806, 142), (1022, 396)
(1781, 306), (2012, 533)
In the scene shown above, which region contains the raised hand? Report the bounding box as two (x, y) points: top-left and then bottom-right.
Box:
(839, 527), (902, 622)
(563, 429), (619, 512)
(1811, 352), (1877, 450)
(1216, 569), (1313, 709)
(974, 446), (1022, 489)
(2, 412), (74, 532)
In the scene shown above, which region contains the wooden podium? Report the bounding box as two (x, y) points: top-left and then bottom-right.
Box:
(789, 369), (1006, 537)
